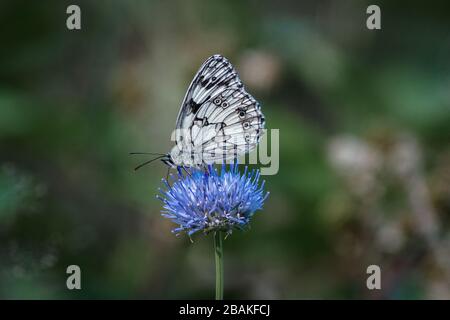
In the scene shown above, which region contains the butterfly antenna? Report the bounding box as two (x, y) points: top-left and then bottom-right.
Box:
(134, 155), (165, 171)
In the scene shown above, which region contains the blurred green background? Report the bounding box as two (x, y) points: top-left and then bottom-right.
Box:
(0, 0), (449, 299)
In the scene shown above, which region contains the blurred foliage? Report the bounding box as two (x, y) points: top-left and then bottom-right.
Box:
(0, 0), (449, 299)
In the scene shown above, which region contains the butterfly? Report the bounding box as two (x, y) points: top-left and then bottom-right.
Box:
(132, 54), (265, 170)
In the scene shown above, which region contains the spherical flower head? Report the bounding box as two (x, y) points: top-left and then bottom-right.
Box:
(157, 163), (269, 236)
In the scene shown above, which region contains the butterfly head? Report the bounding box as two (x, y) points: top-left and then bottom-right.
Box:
(161, 154), (176, 167)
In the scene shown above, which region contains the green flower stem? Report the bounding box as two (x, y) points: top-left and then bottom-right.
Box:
(214, 231), (224, 300)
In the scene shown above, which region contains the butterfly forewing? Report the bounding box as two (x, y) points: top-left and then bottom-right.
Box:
(173, 54), (265, 166)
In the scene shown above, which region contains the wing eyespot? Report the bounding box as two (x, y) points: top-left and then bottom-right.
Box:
(214, 98), (222, 105)
(221, 101), (229, 108)
(238, 111), (246, 118)
(243, 121), (250, 130)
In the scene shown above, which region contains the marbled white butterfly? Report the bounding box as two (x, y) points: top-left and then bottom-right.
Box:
(133, 54), (265, 170)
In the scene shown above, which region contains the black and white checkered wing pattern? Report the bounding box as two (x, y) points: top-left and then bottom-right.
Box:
(174, 54), (265, 165)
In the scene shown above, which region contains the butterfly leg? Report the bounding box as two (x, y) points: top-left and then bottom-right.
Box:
(166, 166), (172, 188)
(203, 163), (211, 176)
(181, 165), (192, 178)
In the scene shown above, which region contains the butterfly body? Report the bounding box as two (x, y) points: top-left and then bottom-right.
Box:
(164, 54), (265, 168)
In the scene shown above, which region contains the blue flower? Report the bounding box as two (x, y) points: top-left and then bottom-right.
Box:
(157, 163), (269, 236)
